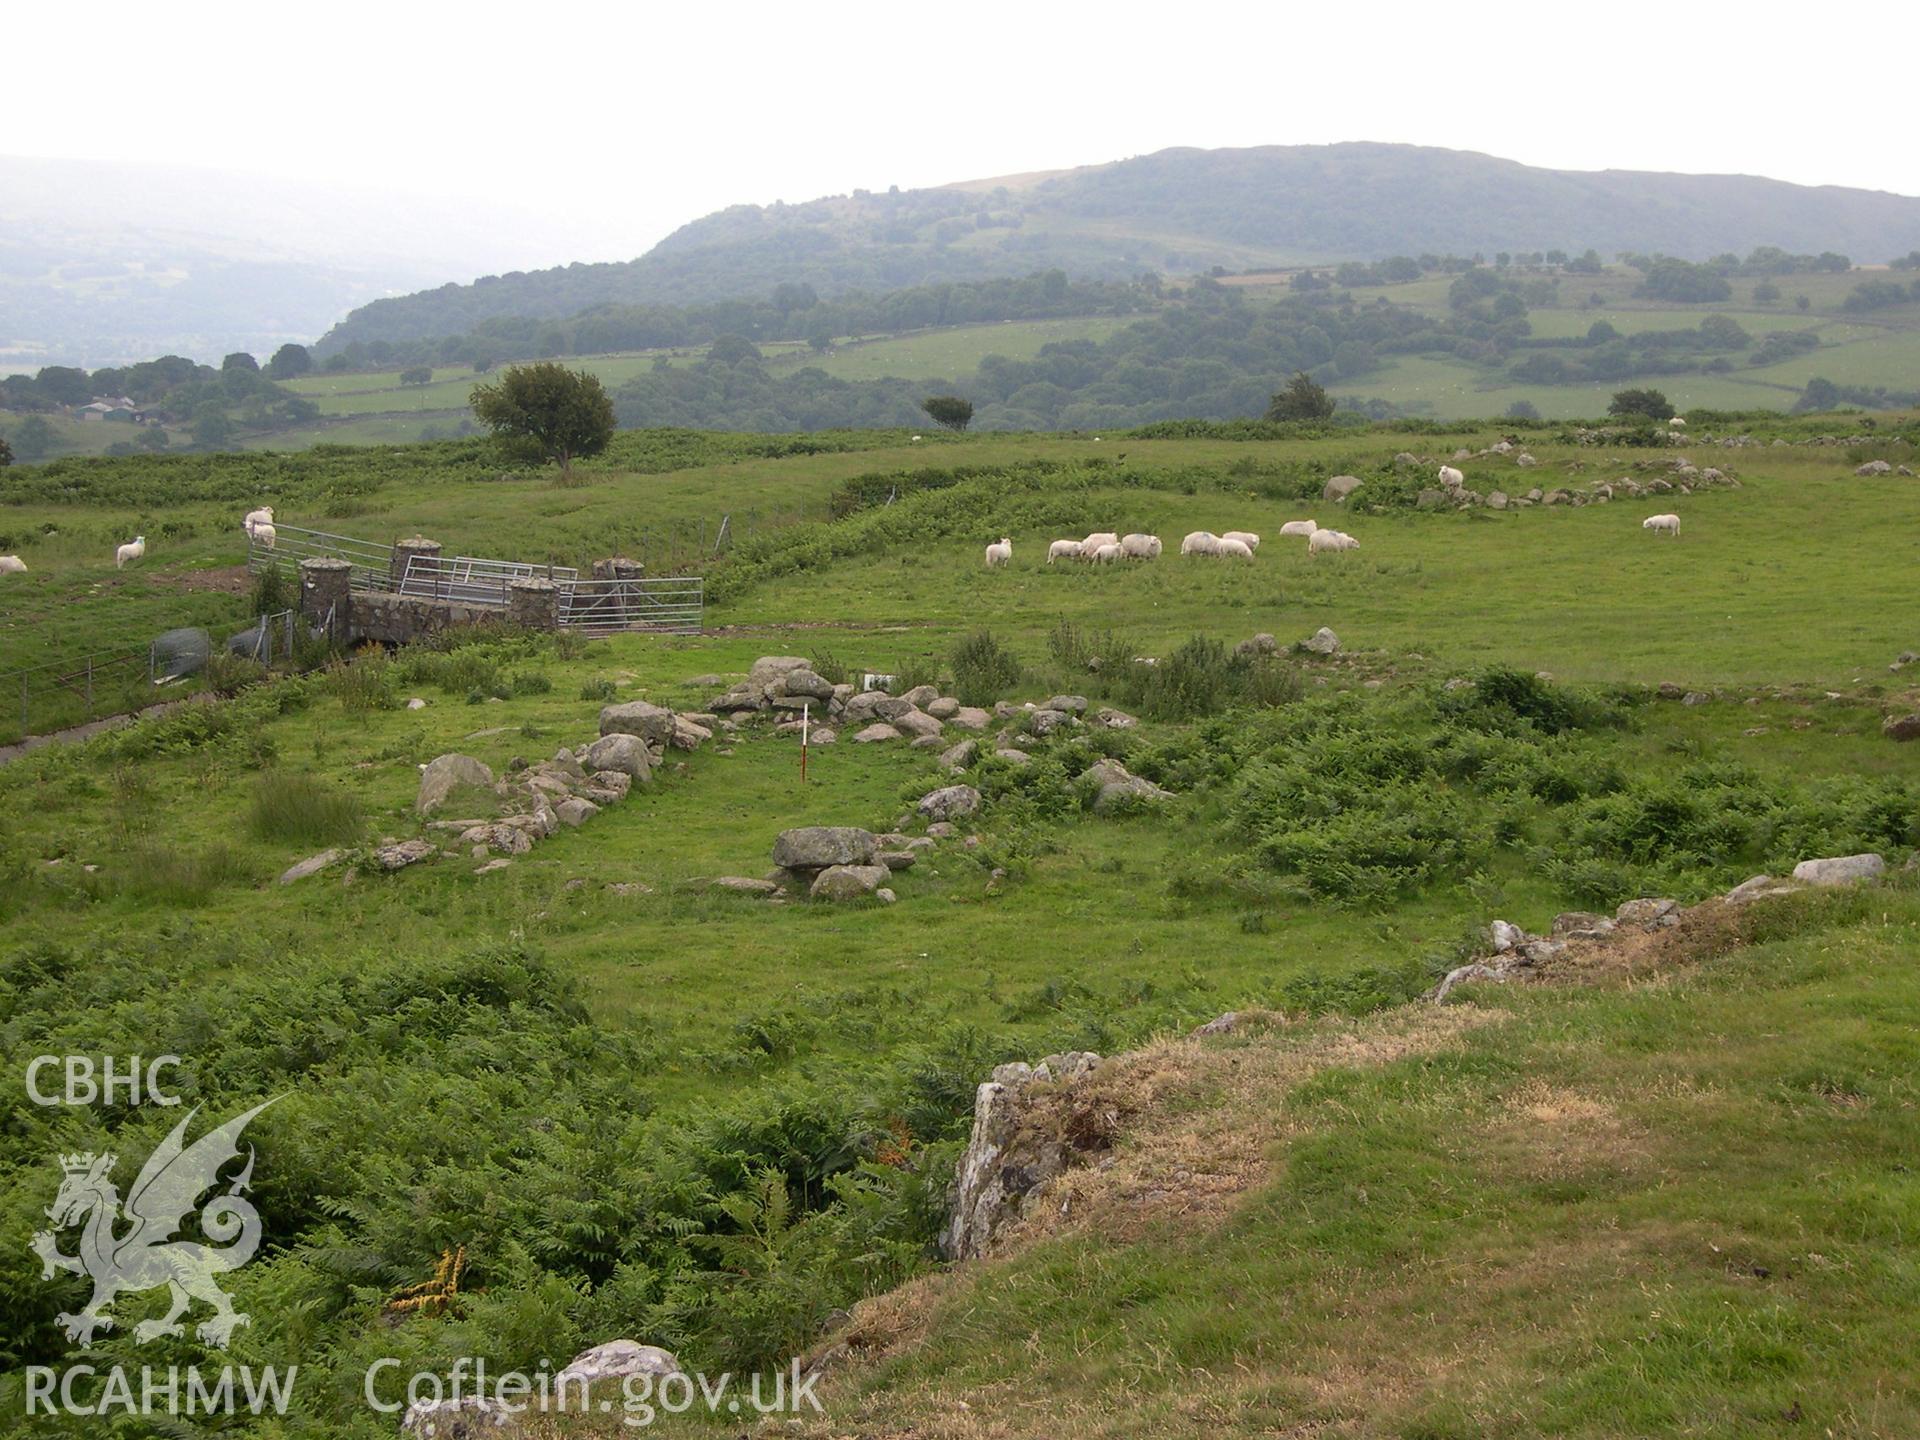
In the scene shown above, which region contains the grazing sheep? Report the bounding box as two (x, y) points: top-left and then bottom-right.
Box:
(1667, 417), (1687, 429)
(1308, 528), (1359, 555)
(1120, 533), (1162, 559)
(1082, 531), (1119, 554)
(1214, 537), (1255, 559)
(243, 505), (274, 536)
(1047, 539), (1084, 563)
(1180, 531), (1218, 555)
(0, 555), (26, 575)
(1438, 465), (1465, 487)
(910, 435), (922, 442)
(1220, 530), (1260, 551)
(1278, 519), (1318, 538)
(1089, 542), (1122, 563)
(984, 537), (1012, 566)
(251, 522), (277, 550)
(115, 535), (146, 568)
(1642, 513), (1681, 537)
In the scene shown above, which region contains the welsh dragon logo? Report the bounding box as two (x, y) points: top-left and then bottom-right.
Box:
(29, 1100), (277, 1348)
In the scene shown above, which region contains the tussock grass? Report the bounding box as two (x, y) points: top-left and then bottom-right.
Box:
(247, 770), (364, 846)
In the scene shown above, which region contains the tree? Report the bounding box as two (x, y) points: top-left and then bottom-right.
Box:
(0, 434), (10, 467)
(222, 352), (260, 373)
(9, 415), (56, 460)
(266, 343), (313, 380)
(922, 395), (974, 432)
(191, 409), (234, 448)
(136, 426), (169, 451)
(1752, 281), (1781, 304)
(1265, 371), (1335, 422)
(399, 366), (434, 387)
(469, 362), (616, 478)
(1608, 387), (1674, 421)
(37, 365), (92, 407)
(1506, 399), (1541, 420)
(1795, 295), (1811, 312)
(1795, 377), (1841, 413)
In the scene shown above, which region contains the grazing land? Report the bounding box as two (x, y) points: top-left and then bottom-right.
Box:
(2, 417), (1917, 1437)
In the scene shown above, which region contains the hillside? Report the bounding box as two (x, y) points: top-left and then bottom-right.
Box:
(318, 143), (1920, 348)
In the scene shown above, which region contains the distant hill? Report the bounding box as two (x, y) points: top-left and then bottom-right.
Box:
(318, 143), (1920, 349)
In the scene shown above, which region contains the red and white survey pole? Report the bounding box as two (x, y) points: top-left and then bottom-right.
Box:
(800, 702), (810, 783)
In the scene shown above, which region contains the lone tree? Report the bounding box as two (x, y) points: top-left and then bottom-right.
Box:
(399, 366), (434, 387)
(1265, 371), (1335, 422)
(266, 343), (313, 380)
(0, 434), (11, 467)
(1607, 387), (1674, 421)
(470, 363), (616, 479)
(923, 395), (974, 432)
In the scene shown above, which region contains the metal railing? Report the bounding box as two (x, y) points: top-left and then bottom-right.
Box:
(558, 575), (704, 635)
(397, 554), (580, 609)
(248, 525), (395, 592)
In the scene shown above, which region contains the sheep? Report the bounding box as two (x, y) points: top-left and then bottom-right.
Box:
(1047, 539), (1084, 563)
(1214, 537), (1255, 559)
(1642, 513), (1681, 537)
(1220, 530), (1260, 551)
(1089, 542), (1122, 563)
(1667, 417), (1687, 429)
(0, 555), (26, 575)
(984, 537), (1012, 567)
(1180, 531), (1218, 555)
(252, 522), (277, 550)
(1120, 533), (1162, 559)
(910, 434), (922, 442)
(242, 505), (274, 536)
(116, 535), (146, 569)
(1278, 519), (1319, 538)
(1081, 531), (1119, 554)
(1438, 465), (1465, 487)
(1308, 529), (1359, 555)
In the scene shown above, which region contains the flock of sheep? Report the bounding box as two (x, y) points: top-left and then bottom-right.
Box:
(986, 519), (1357, 568)
(0, 504), (278, 578)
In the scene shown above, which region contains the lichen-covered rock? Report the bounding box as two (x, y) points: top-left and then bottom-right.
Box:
(900, 684), (941, 709)
(1616, 897), (1680, 927)
(917, 784), (982, 822)
(1301, 626), (1340, 655)
(851, 722), (901, 743)
(940, 1052), (1103, 1260)
(416, 754), (494, 815)
(279, 848), (346, 885)
(373, 839), (437, 872)
(809, 863), (889, 901)
(708, 876), (783, 896)
(893, 708), (944, 739)
(927, 696), (961, 720)
(948, 706), (992, 731)
(1323, 474), (1364, 502)
(1085, 758), (1172, 813)
(1791, 853), (1885, 887)
(597, 699), (676, 745)
(1551, 911), (1616, 939)
(555, 797), (600, 827)
(772, 826), (876, 870)
(556, 1340), (682, 1388)
(939, 739), (979, 770)
(580, 732), (652, 781)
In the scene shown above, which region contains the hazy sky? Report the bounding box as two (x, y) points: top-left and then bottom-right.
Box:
(11, 0), (1918, 268)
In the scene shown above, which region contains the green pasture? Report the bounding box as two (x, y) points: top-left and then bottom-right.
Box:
(769, 316), (1135, 383)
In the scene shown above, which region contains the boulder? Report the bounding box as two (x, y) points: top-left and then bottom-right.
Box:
(1432, 963), (1508, 1003)
(708, 876), (783, 896)
(1027, 708), (1075, 737)
(474, 858), (513, 875)
(589, 770), (632, 800)
(598, 699), (677, 745)
(949, 706), (992, 731)
(1301, 626), (1340, 655)
(1489, 919), (1526, 953)
(1486, 490), (1509, 509)
(1086, 758), (1172, 813)
(1093, 706), (1139, 729)
(580, 733), (652, 781)
(851, 722), (902, 743)
(416, 754), (494, 816)
(893, 708), (944, 739)
(809, 726), (837, 745)
(1790, 853), (1885, 887)
(555, 797), (600, 827)
(459, 823), (533, 856)
(940, 739), (979, 770)
(1237, 633), (1278, 657)
(670, 716), (713, 750)
(401, 1395), (516, 1437)
(840, 691), (893, 725)
(1416, 487), (1447, 509)
(1044, 695), (1089, 714)
(776, 668), (835, 702)
(1551, 911), (1616, 940)
(1323, 474), (1364, 503)
(279, 848), (346, 885)
(910, 733), (945, 751)
(557, 1340), (682, 1387)
(927, 696), (961, 720)
(1615, 897), (1680, 928)
(772, 826), (876, 870)
(747, 656), (812, 691)
(917, 784), (982, 822)
(809, 863), (889, 901)
(877, 849), (918, 870)
(373, 839), (436, 872)
(901, 684), (941, 709)
(1724, 873), (1800, 904)
(1856, 460), (1894, 476)
(405, 697), (427, 710)
(940, 1052), (1103, 1260)
(1882, 713), (1920, 742)
(994, 748), (1032, 765)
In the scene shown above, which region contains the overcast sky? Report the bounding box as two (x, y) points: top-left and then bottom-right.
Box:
(10, 0), (1918, 270)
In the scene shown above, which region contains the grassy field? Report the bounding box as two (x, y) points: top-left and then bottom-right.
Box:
(2, 423), (1918, 1437)
(766, 317), (1135, 382)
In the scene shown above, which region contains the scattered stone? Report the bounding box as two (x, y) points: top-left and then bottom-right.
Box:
(1682, 691), (1712, 706)
(810, 863), (890, 901)
(773, 827), (877, 870)
(606, 881), (653, 898)
(993, 748), (1032, 765)
(1790, 853), (1885, 887)
(1193, 1012), (1240, 1036)
(1489, 919), (1525, 953)
(555, 797), (600, 827)
(1323, 474), (1364, 503)
(1093, 706), (1138, 729)
(1855, 460), (1894, 476)
(1045, 695), (1089, 714)
(877, 849), (917, 871)
(474, 858), (513, 875)
(1724, 873), (1800, 904)
(940, 739), (979, 770)
(1520, 938), (1568, 965)
(927, 822), (956, 839)
(1433, 963), (1506, 1003)
(949, 706), (992, 731)
(1615, 897), (1680, 928)
(893, 708), (944, 739)
(405, 697), (427, 710)
(709, 875), (783, 896)
(580, 732), (653, 781)
(278, 848), (346, 885)
(852, 722), (902, 743)
(1236, 634), (1277, 657)
(875, 887), (897, 904)
(670, 715), (713, 751)
(917, 784), (982, 822)
(1300, 627), (1340, 655)
(557, 1341), (682, 1387)
(940, 1052), (1103, 1259)
(1551, 911), (1616, 940)
(927, 696), (961, 720)
(373, 839), (437, 872)
(416, 754), (494, 815)
(597, 699), (676, 745)
(1882, 713), (1920, 742)
(1085, 758), (1173, 813)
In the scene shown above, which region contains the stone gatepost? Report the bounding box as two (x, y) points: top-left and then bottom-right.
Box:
(507, 577), (561, 631)
(591, 556), (645, 581)
(391, 535), (442, 590)
(299, 557), (353, 643)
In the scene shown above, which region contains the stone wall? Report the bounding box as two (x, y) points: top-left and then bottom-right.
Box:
(349, 592), (505, 646)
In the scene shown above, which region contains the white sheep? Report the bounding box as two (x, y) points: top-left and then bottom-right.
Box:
(1438, 465), (1465, 487)
(1278, 519), (1319, 538)
(1047, 539), (1083, 563)
(984, 537), (1012, 566)
(1308, 529), (1359, 554)
(243, 506), (274, 536)
(1120, 533), (1162, 559)
(1667, 417), (1687, 429)
(0, 555), (26, 575)
(1081, 531), (1119, 554)
(1089, 542), (1122, 563)
(910, 434), (922, 442)
(1220, 530), (1260, 551)
(1214, 537), (1255, 559)
(116, 535), (146, 569)
(1180, 531), (1218, 555)
(252, 522), (277, 550)
(1642, 513), (1681, 537)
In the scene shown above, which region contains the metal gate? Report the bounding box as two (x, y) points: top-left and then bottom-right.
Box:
(558, 575), (704, 635)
